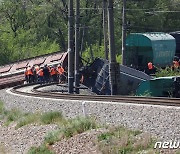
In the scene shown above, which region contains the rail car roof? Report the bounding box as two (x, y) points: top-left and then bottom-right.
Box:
(0, 65), (12, 74)
(126, 32), (175, 47)
(0, 52), (67, 76)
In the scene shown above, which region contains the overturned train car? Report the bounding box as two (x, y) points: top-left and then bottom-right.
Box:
(81, 58), (152, 95)
(81, 58), (180, 98)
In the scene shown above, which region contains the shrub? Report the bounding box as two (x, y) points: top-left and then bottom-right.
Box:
(28, 145), (54, 154)
(60, 117), (97, 138)
(40, 111), (63, 124)
(16, 113), (41, 129)
(44, 130), (61, 145)
(155, 67), (180, 77)
(5, 109), (22, 125)
(97, 126), (156, 154)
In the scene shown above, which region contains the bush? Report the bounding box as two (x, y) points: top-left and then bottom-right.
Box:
(60, 117), (97, 138)
(97, 126), (156, 154)
(40, 111), (63, 124)
(155, 67), (180, 77)
(5, 109), (22, 124)
(28, 145), (54, 154)
(44, 130), (61, 145)
(16, 113), (41, 129)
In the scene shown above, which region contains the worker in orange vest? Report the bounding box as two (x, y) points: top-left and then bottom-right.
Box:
(27, 65), (33, 83)
(24, 67), (28, 84)
(50, 66), (58, 82)
(57, 64), (65, 83)
(37, 67), (44, 83)
(33, 65), (40, 83)
(147, 62), (154, 75)
(173, 60), (179, 69)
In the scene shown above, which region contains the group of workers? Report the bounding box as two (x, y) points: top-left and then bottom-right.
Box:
(147, 59), (180, 75)
(24, 64), (66, 84)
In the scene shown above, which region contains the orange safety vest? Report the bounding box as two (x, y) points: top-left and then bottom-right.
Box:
(24, 69), (28, 76)
(173, 61), (179, 68)
(148, 62), (153, 70)
(38, 69), (44, 76)
(35, 66), (40, 74)
(50, 68), (57, 76)
(58, 67), (64, 75)
(27, 67), (33, 75)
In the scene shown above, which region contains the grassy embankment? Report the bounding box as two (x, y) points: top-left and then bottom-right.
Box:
(0, 101), (164, 154)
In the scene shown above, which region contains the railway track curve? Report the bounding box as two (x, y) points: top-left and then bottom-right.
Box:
(10, 83), (180, 107)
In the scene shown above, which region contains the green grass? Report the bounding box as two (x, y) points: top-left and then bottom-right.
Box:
(16, 113), (41, 128)
(28, 145), (54, 154)
(29, 116), (98, 154)
(0, 101), (64, 128)
(40, 112), (63, 124)
(155, 67), (180, 77)
(97, 126), (158, 154)
(60, 117), (97, 138)
(0, 101), (160, 154)
(0, 101), (4, 114)
(44, 130), (61, 145)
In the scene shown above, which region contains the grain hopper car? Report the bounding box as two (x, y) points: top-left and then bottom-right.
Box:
(125, 32), (176, 71)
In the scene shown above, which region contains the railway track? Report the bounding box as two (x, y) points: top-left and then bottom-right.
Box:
(10, 83), (180, 107)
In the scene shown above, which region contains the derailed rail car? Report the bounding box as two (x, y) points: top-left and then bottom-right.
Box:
(125, 32), (176, 70)
(81, 58), (152, 95)
(0, 52), (68, 89)
(136, 76), (180, 98)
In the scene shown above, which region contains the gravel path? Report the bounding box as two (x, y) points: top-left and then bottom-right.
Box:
(38, 84), (96, 95)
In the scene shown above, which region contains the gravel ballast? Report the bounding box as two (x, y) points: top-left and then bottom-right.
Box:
(0, 87), (180, 153)
(52, 129), (105, 154)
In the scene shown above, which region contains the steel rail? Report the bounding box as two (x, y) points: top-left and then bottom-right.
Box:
(10, 83), (180, 107)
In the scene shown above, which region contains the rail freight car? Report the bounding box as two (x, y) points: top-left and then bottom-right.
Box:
(125, 32), (176, 71)
(170, 31), (180, 58)
(136, 76), (180, 98)
(81, 58), (152, 95)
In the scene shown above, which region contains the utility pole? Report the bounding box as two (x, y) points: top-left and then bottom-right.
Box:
(68, 0), (74, 94)
(107, 0), (121, 95)
(103, 0), (108, 60)
(122, 0), (127, 65)
(75, 0), (80, 94)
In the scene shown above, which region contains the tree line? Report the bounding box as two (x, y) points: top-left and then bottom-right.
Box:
(0, 0), (179, 65)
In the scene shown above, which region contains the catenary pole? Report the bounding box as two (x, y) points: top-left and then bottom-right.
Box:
(122, 0), (126, 65)
(68, 0), (74, 94)
(75, 0), (80, 94)
(103, 0), (108, 60)
(107, 0), (121, 95)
